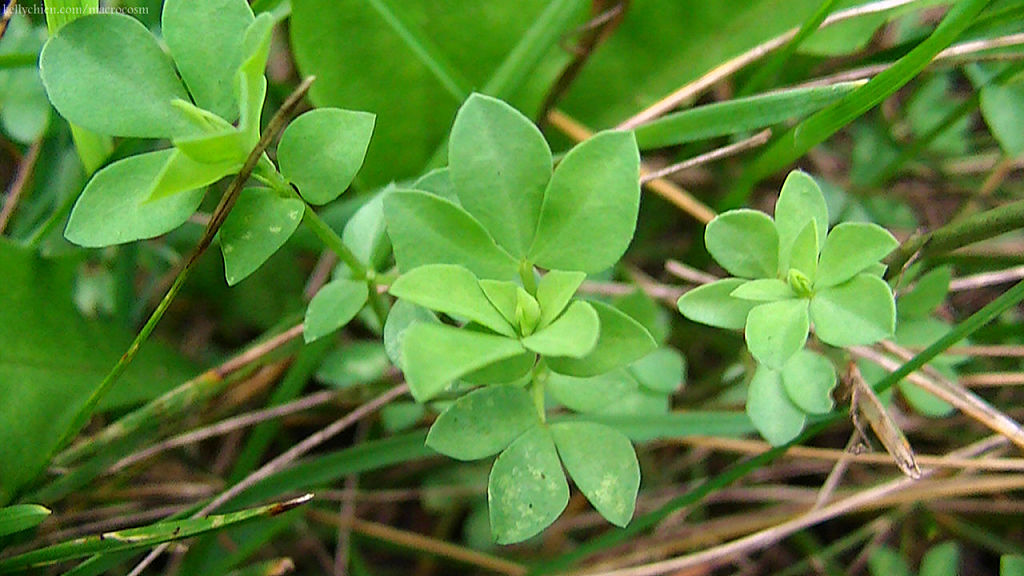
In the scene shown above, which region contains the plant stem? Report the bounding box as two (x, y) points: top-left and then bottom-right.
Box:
(530, 362), (548, 423)
(46, 78), (315, 465)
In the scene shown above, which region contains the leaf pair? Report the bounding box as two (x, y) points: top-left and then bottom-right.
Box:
(426, 386), (639, 543)
(384, 94), (641, 279)
(388, 264), (655, 401)
(548, 347), (685, 416)
(746, 349), (837, 445)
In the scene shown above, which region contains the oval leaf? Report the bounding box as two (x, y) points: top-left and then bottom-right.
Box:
(65, 150), (205, 247)
(488, 426), (568, 544)
(677, 278), (758, 330)
(810, 273), (895, 347)
(342, 193), (391, 270)
(304, 279), (370, 343)
(528, 131), (641, 273)
(401, 323), (525, 401)
(774, 171), (829, 273)
(389, 264), (514, 337)
(897, 266), (951, 319)
(40, 13), (193, 138)
(781, 349), (836, 415)
(627, 347), (685, 394)
(747, 364), (806, 446)
(521, 301), (599, 358)
(382, 300), (438, 368)
(730, 278), (795, 302)
(278, 108), (376, 205)
(551, 421), (639, 527)
(704, 209), (778, 278)
(745, 299), (809, 370)
(548, 370), (640, 415)
(537, 270), (587, 328)
(449, 93), (553, 257)
(0, 504), (51, 538)
(383, 190), (519, 281)
(816, 222), (898, 288)
(220, 188), (305, 286)
(148, 148), (239, 201)
(427, 385), (539, 461)
(546, 301), (655, 377)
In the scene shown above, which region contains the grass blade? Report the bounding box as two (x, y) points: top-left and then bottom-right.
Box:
(0, 505), (50, 538)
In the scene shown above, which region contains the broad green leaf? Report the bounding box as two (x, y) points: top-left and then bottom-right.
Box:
(0, 17), (50, 144)
(920, 542), (959, 576)
(730, 278), (795, 302)
(342, 193), (391, 269)
(148, 147), (238, 201)
(173, 127), (250, 165)
(0, 505), (51, 538)
(383, 300), (438, 368)
(868, 547), (913, 576)
(162, 0), (255, 121)
(426, 385), (539, 460)
(816, 222), (898, 288)
(780, 349), (836, 415)
(546, 301), (656, 377)
(461, 351), (536, 385)
(383, 190), (519, 281)
(401, 323), (525, 401)
(389, 264), (514, 337)
(627, 348), (685, 394)
(39, 13), (194, 138)
(897, 266), (951, 319)
(745, 299), (809, 370)
(278, 108), (376, 205)
(613, 289), (671, 345)
(449, 93), (552, 257)
(980, 81), (1024, 156)
(551, 422), (639, 527)
(0, 496), (311, 572)
(536, 270), (586, 328)
(677, 278), (758, 330)
(479, 280), (521, 327)
(747, 364), (806, 446)
(521, 301), (599, 358)
(528, 131), (641, 273)
(788, 219), (819, 280)
(774, 171), (829, 273)
(414, 167), (458, 204)
(235, 14), (273, 146)
(899, 374), (955, 417)
(316, 342), (390, 389)
(488, 426), (568, 544)
(381, 402), (426, 433)
(303, 279), (370, 342)
(548, 370), (641, 415)
(65, 150), (205, 247)
(1001, 555), (1024, 576)
(633, 81), (863, 149)
(811, 274), (895, 348)
(219, 188), (305, 286)
(0, 241), (194, 504)
(704, 209), (778, 278)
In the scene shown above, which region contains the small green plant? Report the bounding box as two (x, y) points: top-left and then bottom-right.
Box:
(869, 541), (959, 576)
(678, 171), (899, 444)
(383, 94), (656, 543)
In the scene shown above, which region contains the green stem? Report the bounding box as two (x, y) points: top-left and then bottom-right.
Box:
(530, 362), (548, 423)
(886, 197), (1024, 278)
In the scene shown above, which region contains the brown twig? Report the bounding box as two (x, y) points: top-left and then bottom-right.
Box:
(0, 138), (40, 234)
(639, 129), (772, 184)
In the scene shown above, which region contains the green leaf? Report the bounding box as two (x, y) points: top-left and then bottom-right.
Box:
(65, 150), (205, 247)
(627, 348), (685, 394)
(730, 278), (795, 302)
(704, 209), (778, 278)
(868, 547), (913, 576)
(488, 426), (568, 544)
(401, 323), (525, 401)
(899, 376), (955, 418)
(461, 350), (536, 386)
(920, 542), (959, 576)
(774, 171), (829, 273)
(343, 193), (392, 269)
(389, 264), (514, 337)
(449, 93), (552, 257)
(173, 127), (250, 165)
(219, 188), (305, 286)
(413, 167), (458, 203)
(547, 370), (648, 416)
(381, 402), (426, 433)
(148, 147), (238, 201)
(788, 219), (819, 280)
(811, 274), (895, 348)
(426, 385), (539, 460)
(613, 289), (671, 345)
(303, 279), (370, 343)
(0, 505), (51, 538)
(633, 81), (863, 149)
(747, 364), (806, 446)
(162, 0), (255, 121)
(528, 131), (641, 273)
(479, 280), (521, 327)
(39, 13), (194, 138)
(278, 108), (376, 205)
(383, 190), (519, 281)
(316, 342), (390, 389)
(0, 496), (311, 572)
(816, 222), (898, 288)
(521, 301), (599, 358)
(980, 80), (1024, 157)
(897, 266), (951, 319)
(236, 13), (274, 146)
(551, 422), (639, 527)
(677, 278), (758, 330)
(1001, 555), (1024, 576)
(383, 300), (438, 368)
(745, 299), (809, 370)
(780, 349), (836, 415)
(546, 301), (656, 377)
(536, 270), (586, 328)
